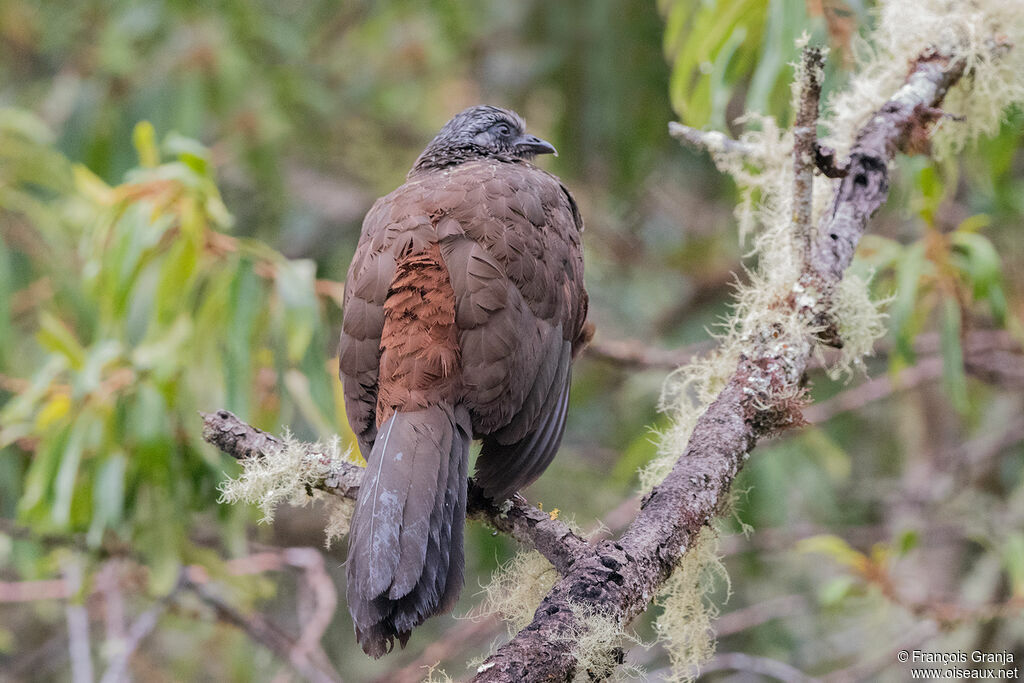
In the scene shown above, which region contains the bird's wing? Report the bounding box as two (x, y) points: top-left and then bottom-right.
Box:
(437, 160), (589, 500)
(338, 182), (437, 457)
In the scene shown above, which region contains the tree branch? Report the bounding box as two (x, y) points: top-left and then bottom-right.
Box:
(585, 337), (712, 370)
(182, 566), (344, 683)
(470, 47), (969, 683)
(200, 410), (589, 575)
(669, 121), (761, 161)
(793, 46), (826, 262)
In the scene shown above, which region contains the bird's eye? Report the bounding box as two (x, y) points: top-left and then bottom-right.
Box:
(495, 124), (512, 137)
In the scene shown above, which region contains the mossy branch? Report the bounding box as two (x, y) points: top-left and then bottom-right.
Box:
(200, 410), (588, 575)
(470, 46), (973, 683)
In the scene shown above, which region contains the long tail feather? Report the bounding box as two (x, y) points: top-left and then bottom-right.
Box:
(346, 403), (471, 657)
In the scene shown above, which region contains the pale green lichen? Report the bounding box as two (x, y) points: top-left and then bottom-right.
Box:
(559, 602), (646, 682)
(477, 550), (559, 634)
(826, 0), (1024, 158)
(653, 529), (730, 683)
(422, 663), (454, 682)
(826, 273), (890, 381)
(217, 432), (356, 548)
(641, 0), (1024, 674)
(646, 0), (1024, 489)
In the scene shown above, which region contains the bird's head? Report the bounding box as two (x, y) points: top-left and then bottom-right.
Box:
(411, 105), (557, 174)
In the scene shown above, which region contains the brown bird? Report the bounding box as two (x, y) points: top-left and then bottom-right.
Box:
(338, 105), (590, 657)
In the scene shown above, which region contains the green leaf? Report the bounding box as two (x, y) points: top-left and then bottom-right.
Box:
(819, 575), (857, 606)
(940, 296), (969, 414)
(52, 413), (98, 527)
(275, 258), (318, 364)
(890, 241), (928, 365)
(1002, 533), (1024, 597)
(132, 121), (160, 168)
(0, 238), (12, 368)
(132, 315), (193, 378)
(37, 311), (86, 370)
(72, 340), (122, 400)
(914, 164), (944, 225)
(87, 452), (127, 547)
(667, 0), (770, 125)
(0, 355), (67, 431)
(163, 132), (211, 177)
(895, 529), (920, 556)
(797, 534), (867, 570)
(284, 369), (335, 438)
(950, 230), (1007, 324)
(154, 231), (200, 328)
(18, 424), (70, 520)
(0, 107), (56, 145)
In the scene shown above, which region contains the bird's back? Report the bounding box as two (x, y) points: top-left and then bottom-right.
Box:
(339, 159), (589, 493)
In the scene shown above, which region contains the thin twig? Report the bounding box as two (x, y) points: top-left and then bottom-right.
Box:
(715, 594), (809, 638)
(793, 46), (826, 263)
(0, 577), (72, 602)
(96, 561), (127, 681)
(182, 567), (344, 683)
(585, 337), (712, 370)
(281, 548), (338, 670)
(99, 572), (187, 683)
(587, 328), (1022, 373)
(63, 557), (95, 683)
(669, 121), (761, 160)
(697, 652), (819, 683)
(813, 143), (850, 178)
(803, 356), (944, 423)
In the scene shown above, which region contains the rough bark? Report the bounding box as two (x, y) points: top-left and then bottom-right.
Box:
(471, 48), (967, 683)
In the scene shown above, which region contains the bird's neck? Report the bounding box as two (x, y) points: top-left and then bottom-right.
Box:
(409, 144), (518, 177)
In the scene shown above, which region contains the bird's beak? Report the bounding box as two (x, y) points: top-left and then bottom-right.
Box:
(515, 134), (558, 157)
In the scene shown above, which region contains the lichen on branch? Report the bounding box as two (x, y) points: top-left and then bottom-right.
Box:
(474, 7), (1018, 678)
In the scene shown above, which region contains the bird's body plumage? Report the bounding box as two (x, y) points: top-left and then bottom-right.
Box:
(339, 106), (589, 656)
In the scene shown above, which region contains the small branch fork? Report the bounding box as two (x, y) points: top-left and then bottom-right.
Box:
(202, 46), (975, 683)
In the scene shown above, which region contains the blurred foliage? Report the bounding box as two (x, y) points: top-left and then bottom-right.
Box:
(660, 0), (870, 130)
(0, 110), (341, 590)
(0, 0), (1022, 680)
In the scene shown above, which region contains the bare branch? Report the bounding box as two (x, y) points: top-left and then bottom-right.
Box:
(281, 548), (338, 664)
(100, 573), (187, 683)
(697, 652), (819, 683)
(714, 594), (809, 638)
(586, 337), (712, 370)
(803, 356), (944, 423)
(793, 46), (826, 262)
(669, 121), (760, 160)
(63, 557), (95, 683)
(182, 567), (344, 683)
(0, 577), (72, 602)
(813, 143), (850, 178)
(376, 615), (503, 683)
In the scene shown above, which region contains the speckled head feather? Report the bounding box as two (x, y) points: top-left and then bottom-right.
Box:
(411, 105), (557, 175)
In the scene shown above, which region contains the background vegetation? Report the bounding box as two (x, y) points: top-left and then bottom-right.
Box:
(1, 0), (1021, 680)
